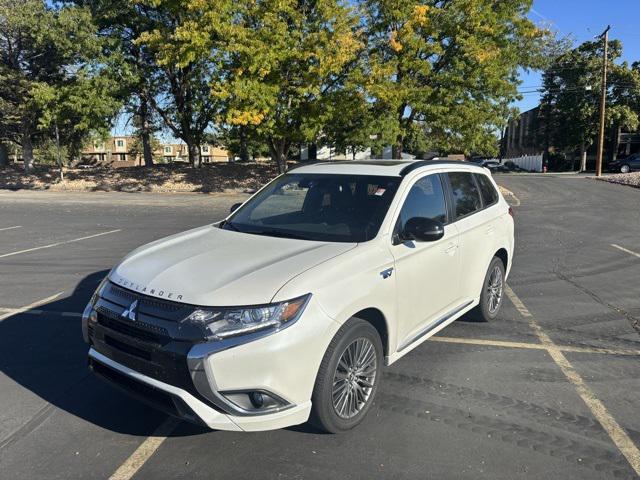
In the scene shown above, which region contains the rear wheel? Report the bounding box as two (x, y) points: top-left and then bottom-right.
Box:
(309, 319), (382, 433)
(473, 256), (505, 322)
(621, 164), (631, 173)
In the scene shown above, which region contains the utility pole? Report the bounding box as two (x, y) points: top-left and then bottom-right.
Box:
(595, 25), (610, 177)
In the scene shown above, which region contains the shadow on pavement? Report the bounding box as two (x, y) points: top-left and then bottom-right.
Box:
(0, 270), (205, 439)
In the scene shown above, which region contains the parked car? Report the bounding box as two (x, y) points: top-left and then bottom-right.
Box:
(609, 153), (640, 173)
(82, 160), (514, 433)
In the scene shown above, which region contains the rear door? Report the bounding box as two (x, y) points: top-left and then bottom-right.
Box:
(389, 173), (461, 349)
(444, 171), (495, 302)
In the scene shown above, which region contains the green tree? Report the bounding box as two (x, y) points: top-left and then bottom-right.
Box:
(362, 0), (554, 158)
(77, 0), (164, 167)
(0, 0), (120, 172)
(131, 0), (227, 168)
(167, 0), (363, 173)
(539, 39), (640, 171)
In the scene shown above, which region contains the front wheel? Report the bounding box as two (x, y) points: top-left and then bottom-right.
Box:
(473, 256), (506, 322)
(621, 164), (631, 174)
(309, 319), (383, 433)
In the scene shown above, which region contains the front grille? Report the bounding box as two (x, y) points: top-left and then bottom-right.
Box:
(88, 281), (218, 411)
(96, 308), (169, 345)
(105, 335), (152, 360)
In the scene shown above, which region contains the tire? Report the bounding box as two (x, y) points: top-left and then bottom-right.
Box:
(473, 256), (506, 322)
(309, 318), (383, 433)
(621, 164), (631, 174)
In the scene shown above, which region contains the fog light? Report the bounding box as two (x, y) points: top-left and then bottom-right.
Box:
(249, 392), (264, 408)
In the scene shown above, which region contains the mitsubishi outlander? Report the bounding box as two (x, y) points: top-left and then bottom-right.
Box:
(82, 160), (514, 433)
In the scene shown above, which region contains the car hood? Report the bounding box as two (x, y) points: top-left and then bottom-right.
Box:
(110, 224), (356, 306)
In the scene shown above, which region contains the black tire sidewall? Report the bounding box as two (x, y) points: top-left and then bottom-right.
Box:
(478, 257), (506, 321)
(310, 319), (383, 433)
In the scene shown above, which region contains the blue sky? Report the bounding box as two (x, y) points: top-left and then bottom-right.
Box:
(114, 0), (640, 138)
(516, 0), (640, 112)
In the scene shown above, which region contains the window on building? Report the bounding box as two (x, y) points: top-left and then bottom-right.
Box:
(116, 140), (124, 147)
(164, 146), (172, 154)
(447, 172), (482, 219)
(202, 146), (209, 153)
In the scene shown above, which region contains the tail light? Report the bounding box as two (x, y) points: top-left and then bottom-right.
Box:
(508, 206), (514, 218)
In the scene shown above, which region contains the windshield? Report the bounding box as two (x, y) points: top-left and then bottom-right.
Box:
(223, 173), (401, 242)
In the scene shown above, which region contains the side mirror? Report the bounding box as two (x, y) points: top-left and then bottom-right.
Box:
(230, 202), (242, 214)
(401, 217), (444, 242)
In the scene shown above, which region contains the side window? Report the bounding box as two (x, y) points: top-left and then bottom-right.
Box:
(475, 173), (499, 207)
(397, 174), (448, 232)
(447, 172), (482, 219)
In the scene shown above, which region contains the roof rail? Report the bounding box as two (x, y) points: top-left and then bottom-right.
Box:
(399, 159), (467, 176)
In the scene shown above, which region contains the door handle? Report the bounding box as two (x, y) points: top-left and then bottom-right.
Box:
(444, 243), (458, 255)
(485, 226), (495, 236)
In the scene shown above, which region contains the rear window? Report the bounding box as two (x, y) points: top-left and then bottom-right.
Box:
(475, 173), (499, 207)
(447, 172), (482, 219)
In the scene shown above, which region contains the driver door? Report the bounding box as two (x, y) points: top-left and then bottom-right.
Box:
(389, 173), (461, 350)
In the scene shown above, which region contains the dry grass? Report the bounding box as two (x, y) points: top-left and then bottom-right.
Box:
(0, 163), (283, 194)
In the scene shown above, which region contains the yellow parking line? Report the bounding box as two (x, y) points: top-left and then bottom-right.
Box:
(611, 243), (640, 259)
(431, 336), (640, 357)
(109, 417), (180, 480)
(505, 284), (640, 476)
(0, 229), (121, 259)
(0, 292), (64, 322)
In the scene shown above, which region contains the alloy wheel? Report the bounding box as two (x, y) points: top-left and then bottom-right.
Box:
(332, 337), (377, 419)
(487, 265), (504, 315)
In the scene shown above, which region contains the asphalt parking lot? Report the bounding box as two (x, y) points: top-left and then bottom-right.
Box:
(0, 175), (639, 479)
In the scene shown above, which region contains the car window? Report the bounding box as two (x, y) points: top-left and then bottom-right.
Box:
(397, 174), (447, 231)
(474, 173), (499, 207)
(447, 172), (482, 219)
(227, 173), (401, 242)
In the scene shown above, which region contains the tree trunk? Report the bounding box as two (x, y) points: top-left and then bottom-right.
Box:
(269, 139), (288, 174)
(239, 127), (249, 162)
(579, 143), (587, 172)
(0, 143), (8, 166)
(392, 135), (403, 159)
(187, 140), (201, 168)
(140, 98), (154, 167)
(22, 132), (34, 173)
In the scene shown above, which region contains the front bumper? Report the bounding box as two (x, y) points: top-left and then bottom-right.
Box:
(89, 349), (312, 431)
(85, 281), (339, 431)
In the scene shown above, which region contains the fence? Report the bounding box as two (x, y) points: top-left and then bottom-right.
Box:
(486, 154), (543, 172)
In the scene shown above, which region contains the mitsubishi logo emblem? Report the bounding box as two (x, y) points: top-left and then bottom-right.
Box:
(121, 300), (138, 322)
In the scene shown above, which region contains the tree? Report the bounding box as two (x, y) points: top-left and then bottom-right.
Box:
(167, 0), (363, 173)
(362, 0), (554, 158)
(0, 0), (120, 172)
(539, 39), (640, 171)
(77, 0), (163, 168)
(131, 0), (226, 168)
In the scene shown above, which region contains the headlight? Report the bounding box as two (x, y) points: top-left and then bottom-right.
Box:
(184, 294), (310, 341)
(82, 276), (109, 343)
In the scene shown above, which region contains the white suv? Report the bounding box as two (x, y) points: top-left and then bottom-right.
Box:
(82, 160), (514, 433)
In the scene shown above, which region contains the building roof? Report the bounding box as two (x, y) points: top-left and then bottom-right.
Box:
(289, 159), (484, 177)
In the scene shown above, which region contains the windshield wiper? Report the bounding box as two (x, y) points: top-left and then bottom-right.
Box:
(219, 220), (240, 232)
(248, 229), (311, 240)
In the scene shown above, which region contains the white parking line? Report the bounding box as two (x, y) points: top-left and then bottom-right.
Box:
(109, 417), (180, 480)
(0, 225), (22, 232)
(611, 243), (640, 259)
(0, 292), (65, 322)
(0, 229), (121, 259)
(505, 284), (640, 476)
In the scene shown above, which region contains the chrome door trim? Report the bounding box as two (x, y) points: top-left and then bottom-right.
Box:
(397, 300), (473, 352)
